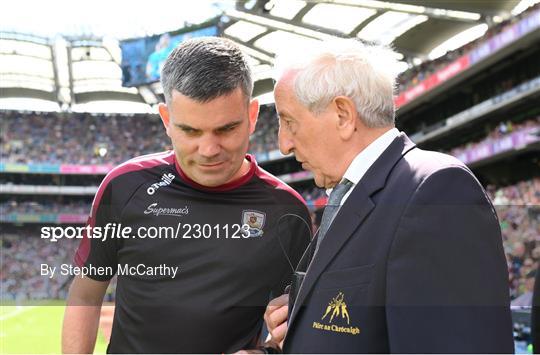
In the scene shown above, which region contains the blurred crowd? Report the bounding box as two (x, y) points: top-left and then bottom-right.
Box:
(249, 105), (279, 155)
(1, 232), (78, 301)
(397, 2), (539, 94)
(2, 110), (538, 169)
(487, 178), (540, 305)
(0, 200), (89, 215)
(303, 187), (326, 206)
(1, 110), (169, 165)
(1, 108), (280, 165)
(449, 117), (540, 159)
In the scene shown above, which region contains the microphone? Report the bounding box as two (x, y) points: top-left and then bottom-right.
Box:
(276, 213), (316, 309)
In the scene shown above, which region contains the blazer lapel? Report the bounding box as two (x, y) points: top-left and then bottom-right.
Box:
(287, 132), (416, 329)
(288, 183), (374, 327)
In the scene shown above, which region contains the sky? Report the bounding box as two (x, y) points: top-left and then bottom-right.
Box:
(0, 0), (233, 39)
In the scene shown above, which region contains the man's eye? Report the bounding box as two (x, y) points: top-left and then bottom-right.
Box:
(182, 128), (198, 136)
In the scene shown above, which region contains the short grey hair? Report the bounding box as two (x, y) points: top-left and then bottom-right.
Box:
(274, 39), (400, 128)
(161, 37), (253, 103)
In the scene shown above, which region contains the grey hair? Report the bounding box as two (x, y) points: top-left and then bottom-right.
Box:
(274, 39), (400, 128)
(161, 37), (253, 103)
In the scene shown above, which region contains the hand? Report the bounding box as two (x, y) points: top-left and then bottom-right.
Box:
(264, 294), (289, 349)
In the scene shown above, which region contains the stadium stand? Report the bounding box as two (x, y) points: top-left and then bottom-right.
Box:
(397, 3), (540, 93)
(1, 111), (168, 165)
(1, 227), (78, 301)
(0, 105), (282, 166)
(489, 178), (540, 300)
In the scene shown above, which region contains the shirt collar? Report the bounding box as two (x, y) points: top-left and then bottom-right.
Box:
(326, 128), (400, 196)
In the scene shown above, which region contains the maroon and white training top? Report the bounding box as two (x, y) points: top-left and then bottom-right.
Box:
(74, 151), (311, 353)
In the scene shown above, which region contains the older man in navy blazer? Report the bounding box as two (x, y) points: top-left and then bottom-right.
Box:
(263, 39), (513, 353)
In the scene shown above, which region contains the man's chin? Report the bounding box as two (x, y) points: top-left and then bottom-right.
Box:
(314, 175), (337, 189)
(312, 175), (326, 189)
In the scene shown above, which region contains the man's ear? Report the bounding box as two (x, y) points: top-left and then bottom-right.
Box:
(333, 96), (357, 140)
(158, 103), (171, 138)
(248, 98), (260, 135)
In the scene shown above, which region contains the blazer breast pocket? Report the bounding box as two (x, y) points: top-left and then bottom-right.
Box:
(317, 264), (374, 290)
(308, 265), (375, 327)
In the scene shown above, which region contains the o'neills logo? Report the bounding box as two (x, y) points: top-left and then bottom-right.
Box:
(312, 291), (360, 336)
(144, 203), (189, 217)
(147, 173), (175, 195)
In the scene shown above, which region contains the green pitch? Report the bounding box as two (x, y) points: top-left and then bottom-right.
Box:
(0, 300), (108, 354)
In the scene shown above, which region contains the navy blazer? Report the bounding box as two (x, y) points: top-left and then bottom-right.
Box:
(283, 133), (513, 353)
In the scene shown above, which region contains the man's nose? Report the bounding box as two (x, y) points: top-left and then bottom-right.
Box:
(198, 134), (221, 158)
(278, 126), (294, 155)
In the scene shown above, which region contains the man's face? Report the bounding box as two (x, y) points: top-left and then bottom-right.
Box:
(274, 76), (342, 189)
(159, 88), (258, 187)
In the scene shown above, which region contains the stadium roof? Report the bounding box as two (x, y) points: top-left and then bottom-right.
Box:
(0, 0), (536, 112)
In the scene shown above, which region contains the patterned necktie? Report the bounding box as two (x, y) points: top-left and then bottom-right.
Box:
(314, 179), (353, 254)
